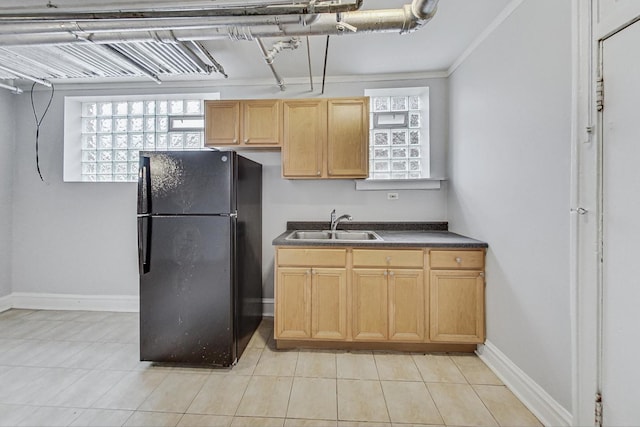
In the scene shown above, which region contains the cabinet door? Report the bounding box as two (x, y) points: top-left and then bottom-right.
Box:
(242, 99), (282, 146)
(327, 98), (369, 178)
(352, 269), (388, 341)
(275, 267), (311, 339)
(205, 101), (240, 146)
(311, 268), (347, 340)
(388, 269), (425, 342)
(282, 100), (326, 177)
(429, 270), (485, 343)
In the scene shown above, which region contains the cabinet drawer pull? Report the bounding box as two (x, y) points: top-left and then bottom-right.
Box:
(386, 256), (392, 263)
(455, 257), (462, 264)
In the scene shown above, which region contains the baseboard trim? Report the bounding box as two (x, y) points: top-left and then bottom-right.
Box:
(262, 298), (274, 317)
(477, 340), (573, 427)
(4, 293), (275, 316)
(0, 294), (11, 313)
(11, 292), (139, 312)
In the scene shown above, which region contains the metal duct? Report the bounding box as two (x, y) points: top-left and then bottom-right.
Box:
(0, 0), (363, 20)
(0, 0), (439, 47)
(0, 0), (438, 89)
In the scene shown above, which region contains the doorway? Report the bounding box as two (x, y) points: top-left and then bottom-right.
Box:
(598, 18), (640, 426)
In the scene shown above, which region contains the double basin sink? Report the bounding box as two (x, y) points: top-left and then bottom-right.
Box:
(286, 230), (382, 242)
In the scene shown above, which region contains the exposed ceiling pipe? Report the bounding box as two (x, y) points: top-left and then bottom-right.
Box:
(0, 63), (51, 87)
(0, 0), (363, 20)
(0, 15), (316, 35)
(255, 38), (285, 91)
(99, 45), (162, 83)
(0, 0), (363, 22)
(0, 81), (23, 94)
(256, 37), (300, 89)
(189, 41), (228, 78)
(0, 0), (439, 47)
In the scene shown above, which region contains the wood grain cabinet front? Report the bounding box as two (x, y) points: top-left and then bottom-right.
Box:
(205, 99), (282, 148)
(282, 97), (369, 179)
(429, 250), (485, 343)
(274, 246), (486, 350)
(352, 249), (425, 342)
(275, 248), (348, 341)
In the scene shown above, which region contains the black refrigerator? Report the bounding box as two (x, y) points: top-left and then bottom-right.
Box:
(137, 150), (262, 367)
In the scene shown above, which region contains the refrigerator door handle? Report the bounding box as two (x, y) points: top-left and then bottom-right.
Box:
(138, 156), (152, 214)
(138, 216), (151, 274)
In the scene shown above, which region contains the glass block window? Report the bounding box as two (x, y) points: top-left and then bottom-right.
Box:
(366, 87), (429, 180)
(64, 93), (219, 183)
(80, 99), (205, 182)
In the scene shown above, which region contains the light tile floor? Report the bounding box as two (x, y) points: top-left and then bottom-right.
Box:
(0, 309), (542, 427)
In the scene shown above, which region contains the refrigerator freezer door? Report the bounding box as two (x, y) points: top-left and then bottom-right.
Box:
(140, 215), (236, 366)
(139, 151), (235, 215)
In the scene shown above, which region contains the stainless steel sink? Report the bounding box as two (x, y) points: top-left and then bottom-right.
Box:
(287, 230), (332, 240)
(333, 231), (382, 241)
(285, 230), (382, 242)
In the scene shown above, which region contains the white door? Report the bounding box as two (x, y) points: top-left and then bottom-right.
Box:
(600, 19), (640, 426)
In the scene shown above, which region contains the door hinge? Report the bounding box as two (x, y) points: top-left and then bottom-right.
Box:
(595, 392), (603, 427)
(596, 77), (604, 111)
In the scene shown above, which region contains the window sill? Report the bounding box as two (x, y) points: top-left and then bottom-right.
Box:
(354, 178), (445, 191)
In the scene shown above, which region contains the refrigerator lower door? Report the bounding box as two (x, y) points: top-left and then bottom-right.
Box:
(140, 215), (236, 366)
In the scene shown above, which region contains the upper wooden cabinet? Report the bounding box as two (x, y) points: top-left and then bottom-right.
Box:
(205, 99), (282, 148)
(327, 98), (369, 178)
(283, 97), (369, 179)
(282, 99), (325, 178)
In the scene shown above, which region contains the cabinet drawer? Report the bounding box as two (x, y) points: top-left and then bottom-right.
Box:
(430, 250), (484, 270)
(278, 248), (347, 267)
(352, 249), (424, 268)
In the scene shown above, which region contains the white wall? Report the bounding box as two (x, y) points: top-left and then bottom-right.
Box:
(0, 90), (15, 299)
(11, 77), (448, 301)
(447, 0), (572, 413)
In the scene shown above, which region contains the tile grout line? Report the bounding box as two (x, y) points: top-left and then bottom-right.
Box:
(371, 352), (392, 424)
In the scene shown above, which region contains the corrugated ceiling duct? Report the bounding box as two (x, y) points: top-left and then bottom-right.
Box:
(0, 0), (438, 46)
(0, 0), (438, 87)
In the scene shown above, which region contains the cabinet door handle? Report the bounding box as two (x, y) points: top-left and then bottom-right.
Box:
(389, 271), (395, 277)
(244, 138), (249, 143)
(455, 257), (462, 264)
(383, 271), (388, 277)
(317, 171), (321, 176)
(479, 272), (485, 278)
(307, 269), (312, 275)
(233, 139), (238, 144)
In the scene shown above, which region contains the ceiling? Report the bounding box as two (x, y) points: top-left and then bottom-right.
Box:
(0, 0), (512, 89)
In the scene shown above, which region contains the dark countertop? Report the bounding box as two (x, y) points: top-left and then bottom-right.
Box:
(272, 222), (488, 248)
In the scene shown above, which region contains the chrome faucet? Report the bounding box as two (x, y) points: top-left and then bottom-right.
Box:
(330, 209), (353, 232)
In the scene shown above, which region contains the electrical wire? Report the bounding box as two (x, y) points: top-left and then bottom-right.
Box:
(30, 81), (55, 183)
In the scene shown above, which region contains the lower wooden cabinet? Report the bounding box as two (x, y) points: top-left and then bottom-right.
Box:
(275, 267), (311, 339)
(352, 269), (388, 341)
(274, 246), (485, 348)
(389, 269), (425, 342)
(351, 268), (425, 342)
(429, 270), (485, 343)
(311, 268), (348, 340)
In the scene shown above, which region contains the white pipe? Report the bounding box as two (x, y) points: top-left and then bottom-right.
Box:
(256, 38), (285, 91)
(0, 64), (51, 87)
(0, 81), (23, 94)
(0, 0), (439, 46)
(0, 0), (363, 20)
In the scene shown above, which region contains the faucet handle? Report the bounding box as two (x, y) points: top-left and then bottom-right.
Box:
(330, 209), (336, 223)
